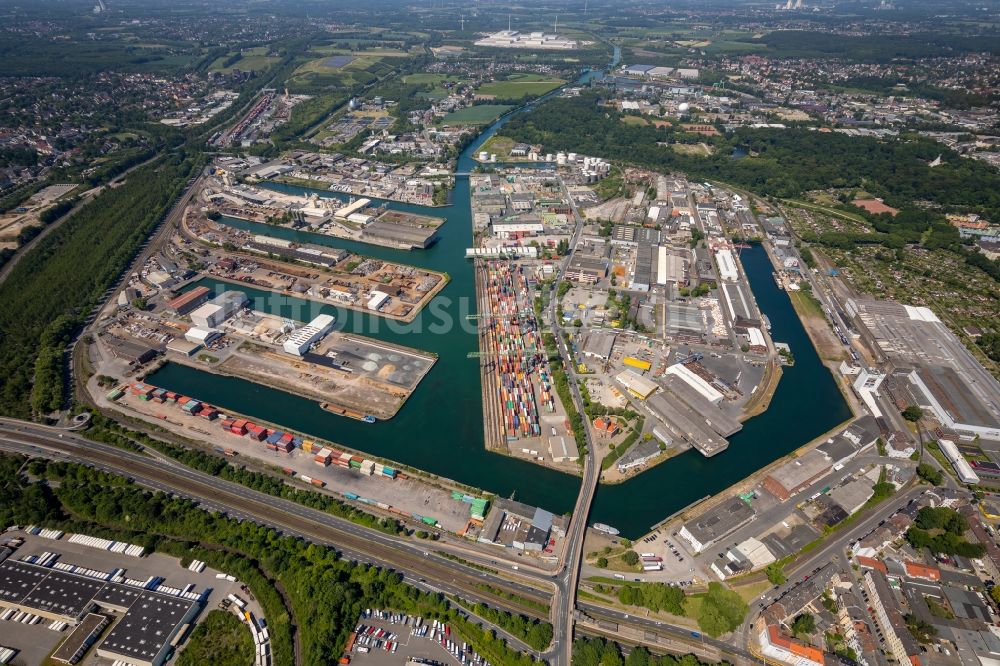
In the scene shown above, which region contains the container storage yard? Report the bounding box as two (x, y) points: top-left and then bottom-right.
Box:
(476, 260), (574, 470)
(106, 381), (487, 533)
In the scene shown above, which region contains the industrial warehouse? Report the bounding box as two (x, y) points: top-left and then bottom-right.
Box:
(846, 298), (1000, 441)
(182, 215), (447, 323)
(203, 172), (446, 250)
(92, 210), (443, 424)
(0, 529), (254, 666)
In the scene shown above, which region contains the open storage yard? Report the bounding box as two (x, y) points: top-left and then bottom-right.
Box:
(212, 332), (435, 420)
(183, 215), (447, 323)
(89, 378), (488, 534)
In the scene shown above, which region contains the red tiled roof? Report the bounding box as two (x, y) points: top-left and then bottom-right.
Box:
(856, 556), (887, 574)
(904, 561), (940, 581)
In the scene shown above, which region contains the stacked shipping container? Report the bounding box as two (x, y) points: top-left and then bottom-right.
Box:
(484, 261), (548, 441)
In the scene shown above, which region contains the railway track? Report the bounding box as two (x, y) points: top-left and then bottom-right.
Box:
(0, 428), (552, 621)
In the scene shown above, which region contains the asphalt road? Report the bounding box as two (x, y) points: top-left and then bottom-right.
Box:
(0, 419), (553, 653)
(579, 601), (749, 663)
(546, 182), (601, 666)
(738, 482), (931, 654)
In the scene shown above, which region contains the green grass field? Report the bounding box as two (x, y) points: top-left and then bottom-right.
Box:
(438, 105), (514, 126)
(177, 610), (253, 666)
(293, 54), (382, 76)
(402, 73), (454, 85)
(477, 74), (565, 99)
(209, 47), (279, 74)
(403, 73), (471, 98)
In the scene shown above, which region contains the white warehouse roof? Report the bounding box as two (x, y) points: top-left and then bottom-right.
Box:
(715, 248), (738, 282)
(939, 438), (980, 484)
(282, 314), (336, 356)
(664, 363), (724, 405)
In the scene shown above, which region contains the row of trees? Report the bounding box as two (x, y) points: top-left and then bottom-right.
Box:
(460, 601), (553, 651)
(84, 414), (406, 535)
(499, 93), (1000, 222)
(1, 453), (542, 666)
(573, 637), (719, 666)
(0, 155), (200, 418)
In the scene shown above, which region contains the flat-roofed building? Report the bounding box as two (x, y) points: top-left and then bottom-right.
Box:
(549, 436), (578, 463)
(189, 290), (248, 329)
(678, 496), (755, 553)
(363, 219), (439, 249)
(646, 386), (732, 456)
(663, 362), (724, 405)
(491, 220), (544, 238)
(565, 255), (607, 285)
(828, 478), (874, 516)
(714, 248), (738, 282)
(96, 591), (198, 666)
(712, 537), (776, 580)
(909, 364), (1000, 441)
(610, 225), (660, 247)
(631, 244), (654, 291)
(615, 370), (658, 400)
(763, 450), (832, 501)
(847, 297), (1000, 440)
(580, 330), (616, 361)
(283, 314), (336, 356)
(106, 337), (160, 365)
(939, 438), (980, 484)
(0, 559), (200, 666)
(656, 246), (688, 287)
(52, 612), (109, 664)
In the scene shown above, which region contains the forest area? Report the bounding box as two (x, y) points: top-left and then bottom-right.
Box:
(499, 94), (1000, 219)
(0, 154), (201, 418)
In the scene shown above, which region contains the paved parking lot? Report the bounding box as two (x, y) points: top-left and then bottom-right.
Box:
(349, 611), (490, 666)
(0, 530), (255, 666)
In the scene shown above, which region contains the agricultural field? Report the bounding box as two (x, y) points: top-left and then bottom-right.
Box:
(477, 73), (565, 99)
(402, 73), (471, 99)
(438, 104), (514, 126)
(286, 54), (401, 94)
(209, 46), (280, 74)
(621, 115), (650, 126)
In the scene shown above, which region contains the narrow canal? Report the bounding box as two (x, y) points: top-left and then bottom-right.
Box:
(148, 64), (850, 538)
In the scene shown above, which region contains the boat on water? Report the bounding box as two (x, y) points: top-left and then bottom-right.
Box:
(593, 523), (620, 536)
(762, 314), (772, 331)
(320, 402), (377, 423)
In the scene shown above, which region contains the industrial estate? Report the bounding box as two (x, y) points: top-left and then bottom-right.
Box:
(1, 2), (999, 666)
